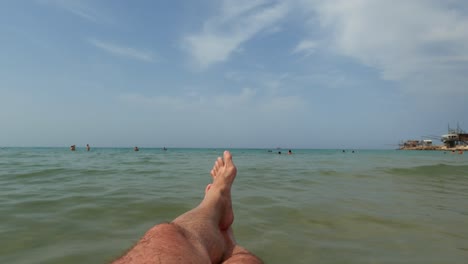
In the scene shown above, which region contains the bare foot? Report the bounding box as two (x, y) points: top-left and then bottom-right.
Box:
(206, 151), (237, 230)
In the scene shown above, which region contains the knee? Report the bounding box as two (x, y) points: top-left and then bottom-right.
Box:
(126, 223), (210, 263)
(141, 223), (193, 254)
(150, 222), (176, 233)
(147, 222), (186, 240)
(148, 223), (212, 261)
(148, 222), (203, 249)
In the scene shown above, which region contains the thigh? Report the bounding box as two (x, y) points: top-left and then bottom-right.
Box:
(114, 223), (211, 264)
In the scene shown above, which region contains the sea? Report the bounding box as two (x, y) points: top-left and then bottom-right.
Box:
(0, 147), (467, 264)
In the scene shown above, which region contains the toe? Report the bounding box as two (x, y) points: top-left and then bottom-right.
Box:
(216, 157), (224, 167)
(223, 151), (233, 166)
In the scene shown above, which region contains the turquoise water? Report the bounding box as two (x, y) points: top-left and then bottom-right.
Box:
(0, 148), (467, 263)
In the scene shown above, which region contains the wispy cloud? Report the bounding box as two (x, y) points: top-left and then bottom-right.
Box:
(292, 39), (318, 57)
(88, 38), (155, 62)
(38, 0), (104, 23)
(298, 0), (468, 95)
(118, 87), (305, 114)
(183, 0), (289, 68)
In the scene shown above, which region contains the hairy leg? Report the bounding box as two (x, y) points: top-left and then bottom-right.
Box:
(206, 159), (263, 264)
(113, 223), (211, 264)
(204, 153), (235, 230)
(171, 150), (237, 261)
(113, 151), (237, 264)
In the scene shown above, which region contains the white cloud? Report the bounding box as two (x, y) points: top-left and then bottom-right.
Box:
(183, 0), (289, 68)
(220, 0), (269, 21)
(88, 38), (155, 62)
(38, 0), (102, 23)
(118, 89), (252, 111)
(258, 95), (305, 112)
(118, 93), (188, 110)
(212, 87), (257, 108)
(292, 39), (318, 57)
(118, 87), (305, 114)
(301, 0), (468, 95)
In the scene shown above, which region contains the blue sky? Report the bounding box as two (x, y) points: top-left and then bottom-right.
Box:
(1, 0), (467, 149)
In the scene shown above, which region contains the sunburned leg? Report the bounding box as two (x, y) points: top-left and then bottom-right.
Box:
(205, 159), (263, 263)
(113, 223), (211, 264)
(204, 152), (236, 230)
(113, 151), (237, 264)
(171, 150), (237, 261)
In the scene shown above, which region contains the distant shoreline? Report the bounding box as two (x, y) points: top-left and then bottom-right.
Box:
(399, 145), (468, 151)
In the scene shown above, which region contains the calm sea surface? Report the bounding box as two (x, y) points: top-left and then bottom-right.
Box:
(0, 148), (467, 264)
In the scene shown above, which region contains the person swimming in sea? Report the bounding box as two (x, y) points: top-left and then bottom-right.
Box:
(134, 146), (139, 152)
(86, 144), (90, 151)
(70, 145), (76, 151)
(112, 151), (262, 264)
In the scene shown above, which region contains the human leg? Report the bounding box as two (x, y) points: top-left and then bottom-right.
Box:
(205, 156), (263, 264)
(221, 227), (263, 264)
(113, 151), (237, 264)
(113, 223), (211, 264)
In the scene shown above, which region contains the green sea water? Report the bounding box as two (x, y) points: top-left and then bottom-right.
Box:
(0, 148), (467, 264)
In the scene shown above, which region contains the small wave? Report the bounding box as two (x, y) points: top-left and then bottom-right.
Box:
(387, 164), (468, 177)
(14, 168), (68, 179)
(318, 169), (339, 176)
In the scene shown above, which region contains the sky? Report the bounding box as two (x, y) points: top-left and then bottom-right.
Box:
(1, 0), (467, 149)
